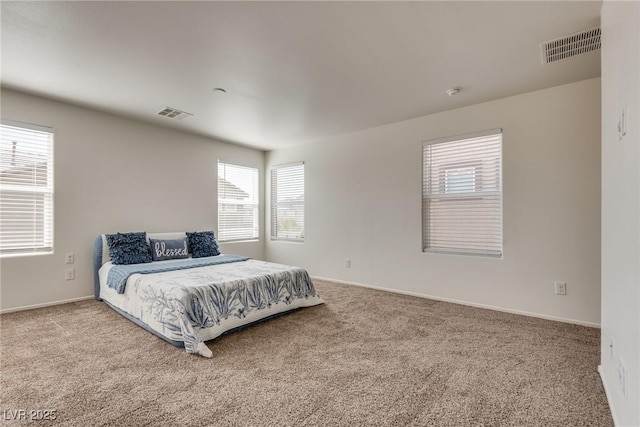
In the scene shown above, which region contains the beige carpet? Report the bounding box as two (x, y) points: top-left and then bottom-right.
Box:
(1, 280), (612, 426)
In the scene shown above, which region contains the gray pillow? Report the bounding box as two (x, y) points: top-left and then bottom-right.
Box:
(105, 232), (152, 265)
(149, 238), (189, 261)
(186, 231), (220, 258)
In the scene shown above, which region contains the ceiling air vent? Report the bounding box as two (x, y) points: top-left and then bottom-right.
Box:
(157, 107), (193, 120)
(541, 27), (601, 64)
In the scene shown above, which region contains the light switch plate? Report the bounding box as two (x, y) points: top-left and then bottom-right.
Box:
(618, 106), (627, 141)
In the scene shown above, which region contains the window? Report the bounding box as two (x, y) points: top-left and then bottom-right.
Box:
(422, 129), (502, 257)
(271, 162), (304, 241)
(217, 161), (259, 242)
(444, 165), (478, 193)
(0, 121), (54, 256)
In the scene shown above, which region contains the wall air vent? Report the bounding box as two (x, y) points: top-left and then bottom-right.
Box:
(157, 107), (193, 120)
(541, 27), (601, 64)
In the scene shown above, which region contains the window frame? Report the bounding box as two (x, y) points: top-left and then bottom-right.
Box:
(422, 129), (503, 258)
(217, 161), (260, 243)
(271, 161), (305, 242)
(0, 119), (55, 257)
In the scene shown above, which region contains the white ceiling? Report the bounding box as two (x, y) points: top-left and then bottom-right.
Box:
(1, 1), (601, 151)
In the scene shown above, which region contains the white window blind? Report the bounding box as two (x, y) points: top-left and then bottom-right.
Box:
(422, 129), (502, 257)
(0, 121), (54, 256)
(217, 162), (259, 242)
(271, 162), (304, 241)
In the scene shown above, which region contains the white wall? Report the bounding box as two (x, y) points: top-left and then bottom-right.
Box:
(266, 78), (602, 326)
(0, 89), (265, 311)
(600, 1), (640, 425)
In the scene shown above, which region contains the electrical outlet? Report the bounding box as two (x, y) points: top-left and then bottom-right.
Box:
(65, 269), (75, 280)
(345, 259), (351, 268)
(554, 281), (567, 295)
(65, 253), (75, 264)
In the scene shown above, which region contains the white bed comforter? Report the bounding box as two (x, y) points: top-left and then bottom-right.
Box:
(99, 259), (323, 357)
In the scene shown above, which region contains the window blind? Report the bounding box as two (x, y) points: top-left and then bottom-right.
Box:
(422, 129), (502, 257)
(217, 161), (259, 242)
(0, 121), (54, 256)
(271, 162), (304, 241)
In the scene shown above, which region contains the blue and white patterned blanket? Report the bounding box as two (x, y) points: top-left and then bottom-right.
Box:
(100, 259), (323, 357)
(107, 255), (249, 293)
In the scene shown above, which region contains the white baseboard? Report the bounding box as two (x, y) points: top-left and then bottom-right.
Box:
(598, 365), (619, 426)
(311, 276), (601, 329)
(3, 278), (600, 328)
(1, 295), (94, 314)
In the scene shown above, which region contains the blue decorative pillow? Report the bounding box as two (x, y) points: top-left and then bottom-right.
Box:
(150, 238), (189, 261)
(186, 231), (220, 258)
(105, 232), (152, 265)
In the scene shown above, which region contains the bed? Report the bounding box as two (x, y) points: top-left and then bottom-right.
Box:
(93, 231), (323, 358)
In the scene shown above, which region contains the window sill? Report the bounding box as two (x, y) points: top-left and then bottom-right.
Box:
(1, 250), (54, 259)
(422, 249), (502, 259)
